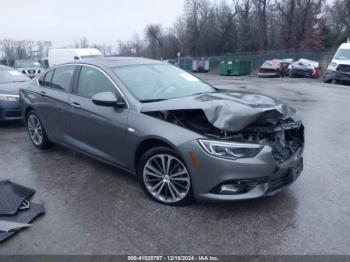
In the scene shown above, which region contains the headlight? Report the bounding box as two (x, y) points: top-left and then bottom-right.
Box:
(0, 94), (19, 102)
(198, 139), (263, 160)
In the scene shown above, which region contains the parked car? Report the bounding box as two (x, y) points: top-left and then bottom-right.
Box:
(324, 42), (350, 84)
(20, 57), (304, 205)
(0, 65), (30, 122)
(14, 59), (45, 79)
(258, 59), (292, 78)
(48, 48), (103, 67)
(289, 59), (320, 78)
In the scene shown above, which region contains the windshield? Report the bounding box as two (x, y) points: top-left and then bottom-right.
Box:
(334, 49), (350, 60)
(0, 70), (30, 83)
(112, 64), (215, 102)
(15, 60), (41, 68)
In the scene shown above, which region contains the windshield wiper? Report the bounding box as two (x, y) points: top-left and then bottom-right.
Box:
(140, 98), (168, 103)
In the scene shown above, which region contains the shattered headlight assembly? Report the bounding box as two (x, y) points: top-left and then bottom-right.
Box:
(0, 94), (19, 102)
(198, 139), (264, 160)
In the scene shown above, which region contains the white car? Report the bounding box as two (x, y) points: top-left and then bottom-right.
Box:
(14, 60), (45, 79)
(48, 48), (103, 67)
(324, 42), (350, 84)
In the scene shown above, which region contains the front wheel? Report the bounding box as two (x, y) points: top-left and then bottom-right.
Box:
(138, 147), (194, 206)
(26, 111), (52, 150)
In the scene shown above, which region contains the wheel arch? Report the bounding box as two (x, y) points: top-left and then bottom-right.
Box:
(24, 106), (34, 121)
(134, 137), (178, 171)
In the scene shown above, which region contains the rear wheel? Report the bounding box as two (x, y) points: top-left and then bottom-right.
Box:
(138, 147), (194, 206)
(26, 111), (52, 150)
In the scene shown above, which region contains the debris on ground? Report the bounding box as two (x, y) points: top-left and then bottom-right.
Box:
(0, 180), (45, 243)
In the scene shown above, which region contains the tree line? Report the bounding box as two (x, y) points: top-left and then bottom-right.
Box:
(119, 0), (350, 59)
(2, 0), (349, 63)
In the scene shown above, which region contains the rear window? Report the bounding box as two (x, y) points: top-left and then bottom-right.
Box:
(39, 70), (54, 87)
(51, 66), (75, 92)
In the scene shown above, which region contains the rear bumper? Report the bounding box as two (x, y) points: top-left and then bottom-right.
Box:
(0, 101), (22, 121)
(290, 68), (314, 78)
(258, 72), (280, 78)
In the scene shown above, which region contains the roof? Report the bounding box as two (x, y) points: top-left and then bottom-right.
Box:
(71, 57), (165, 68)
(49, 48), (102, 56)
(339, 43), (350, 49)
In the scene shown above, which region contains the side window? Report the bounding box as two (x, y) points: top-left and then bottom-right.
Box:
(43, 70), (54, 87)
(51, 65), (75, 92)
(38, 74), (46, 86)
(77, 66), (116, 98)
(38, 70), (54, 88)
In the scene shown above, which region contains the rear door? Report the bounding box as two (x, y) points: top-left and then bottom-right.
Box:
(36, 65), (77, 142)
(67, 65), (129, 166)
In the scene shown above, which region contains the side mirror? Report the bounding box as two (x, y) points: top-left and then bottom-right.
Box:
(91, 92), (126, 107)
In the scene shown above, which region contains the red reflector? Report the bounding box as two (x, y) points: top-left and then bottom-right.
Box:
(189, 152), (200, 168)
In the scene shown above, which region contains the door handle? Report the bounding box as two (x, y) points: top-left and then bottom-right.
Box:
(40, 91), (46, 96)
(71, 102), (81, 109)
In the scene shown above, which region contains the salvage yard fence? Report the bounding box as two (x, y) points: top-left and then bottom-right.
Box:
(170, 49), (336, 72)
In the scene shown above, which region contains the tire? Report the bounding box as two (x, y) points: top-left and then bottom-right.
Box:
(26, 111), (52, 150)
(137, 146), (194, 206)
(323, 78), (332, 84)
(323, 72), (333, 84)
(332, 79), (341, 85)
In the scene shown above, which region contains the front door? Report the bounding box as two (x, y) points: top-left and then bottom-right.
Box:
(67, 65), (129, 167)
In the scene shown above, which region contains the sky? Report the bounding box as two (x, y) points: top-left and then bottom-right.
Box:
(0, 0), (186, 47)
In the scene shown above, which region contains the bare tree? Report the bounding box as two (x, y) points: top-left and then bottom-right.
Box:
(145, 24), (164, 59)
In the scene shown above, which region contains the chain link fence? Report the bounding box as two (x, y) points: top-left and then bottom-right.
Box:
(169, 49), (336, 74)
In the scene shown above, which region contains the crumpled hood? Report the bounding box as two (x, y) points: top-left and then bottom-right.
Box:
(141, 91), (296, 132)
(0, 82), (28, 95)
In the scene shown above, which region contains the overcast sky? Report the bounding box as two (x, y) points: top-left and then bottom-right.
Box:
(0, 0), (186, 47)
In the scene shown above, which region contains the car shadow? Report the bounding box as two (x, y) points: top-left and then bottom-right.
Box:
(0, 120), (24, 128)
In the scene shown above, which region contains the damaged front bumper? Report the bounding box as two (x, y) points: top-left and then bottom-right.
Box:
(178, 121), (304, 202)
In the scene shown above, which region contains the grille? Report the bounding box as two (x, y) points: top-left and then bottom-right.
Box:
(4, 111), (21, 117)
(269, 174), (291, 192)
(337, 64), (350, 73)
(260, 69), (278, 73)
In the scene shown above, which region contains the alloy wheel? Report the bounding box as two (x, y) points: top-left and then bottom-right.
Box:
(143, 154), (191, 204)
(27, 114), (43, 146)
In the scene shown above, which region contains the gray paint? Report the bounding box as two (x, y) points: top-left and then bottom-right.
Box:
(20, 57), (303, 202)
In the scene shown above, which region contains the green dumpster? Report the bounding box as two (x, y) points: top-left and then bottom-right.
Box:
(219, 60), (252, 76)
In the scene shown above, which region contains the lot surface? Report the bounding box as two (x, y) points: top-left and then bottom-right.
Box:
(0, 75), (350, 255)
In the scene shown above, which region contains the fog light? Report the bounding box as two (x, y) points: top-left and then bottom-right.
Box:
(219, 184), (245, 195)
